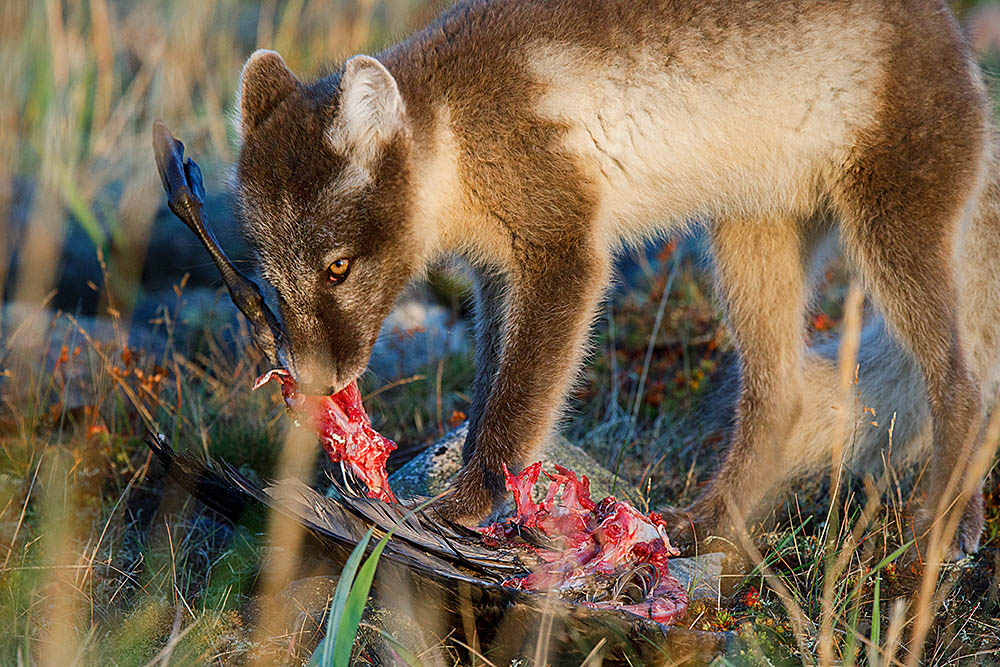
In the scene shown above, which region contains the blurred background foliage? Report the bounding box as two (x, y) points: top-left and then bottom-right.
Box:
(1, 0), (444, 321)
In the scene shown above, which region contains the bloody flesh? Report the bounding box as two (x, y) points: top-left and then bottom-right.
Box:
(254, 369), (397, 503)
(254, 372), (686, 624)
(480, 463), (689, 625)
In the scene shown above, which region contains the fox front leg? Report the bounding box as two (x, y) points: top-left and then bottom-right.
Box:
(463, 267), (510, 464)
(439, 244), (610, 525)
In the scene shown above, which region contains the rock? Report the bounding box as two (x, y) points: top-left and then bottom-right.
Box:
(1, 302), (169, 411)
(131, 285), (244, 346)
(140, 193), (251, 294)
(276, 574), (341, 620)
(3, 178), (251, 315)
(669, 552), (725, 601)
(389, 422), (635, 510)
(611, 234), (711, 296)
(368, 294), (470, 381)
(365, 598), (451, 665)
(240, 574), (340, 662)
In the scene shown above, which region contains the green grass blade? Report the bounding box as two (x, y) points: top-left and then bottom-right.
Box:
(309, 526), (374, 667)
(59, 169), (108, 250)
(868, 541), (913, 576)
(332, 530), (393, 664)
(870, 574), (881, 652)
(834, 540), (913, 620)
(331, 496), (438, 665)
(313, 496), (440, 666)
(745, 515), (813, 580)
(843, 590), (862, 667)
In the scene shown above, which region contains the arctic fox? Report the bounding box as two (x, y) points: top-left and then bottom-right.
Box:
(232, 0), (995, 557)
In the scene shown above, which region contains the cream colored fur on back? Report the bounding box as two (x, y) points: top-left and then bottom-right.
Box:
(527, 8), (884, 252)
(521, 11), (999, 484)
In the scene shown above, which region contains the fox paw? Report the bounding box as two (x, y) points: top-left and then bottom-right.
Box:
(911, 495), (984, 563)
(430, 462), (505, 527)
(954, 499), (984, 559)
(659, 500), (754, 559)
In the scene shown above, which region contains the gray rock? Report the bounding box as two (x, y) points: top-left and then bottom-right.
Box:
(1, 302), (169, 411)
(275, 574), (341, 619)
(132, 285), (244, 343)
(3, 178), (250, 314)
(389, 422), (635, 510)
(368, 296), (470, 381)
(669, 552), (725, 601)
(141, 192), (251, 294)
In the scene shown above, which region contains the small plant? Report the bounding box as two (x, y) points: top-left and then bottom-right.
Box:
(309, 497), (436, 667)
(309, 525), (384, 667)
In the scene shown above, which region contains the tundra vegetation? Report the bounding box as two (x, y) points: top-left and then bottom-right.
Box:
(2, 0), (1000, 664)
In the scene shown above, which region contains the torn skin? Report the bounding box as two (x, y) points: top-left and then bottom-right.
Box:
(254, 369), (397, 503)
(481, 463), (689, 625)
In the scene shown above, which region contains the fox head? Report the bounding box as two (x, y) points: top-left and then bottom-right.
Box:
(234, 50), (421, 393)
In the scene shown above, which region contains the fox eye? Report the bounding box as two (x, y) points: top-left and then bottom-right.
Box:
(326, 258), (351, 284)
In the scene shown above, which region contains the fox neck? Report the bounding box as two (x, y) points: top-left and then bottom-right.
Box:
(403, 103), (468, 264)
(401, 100), (516, 272)
(385, 53), (524, 271)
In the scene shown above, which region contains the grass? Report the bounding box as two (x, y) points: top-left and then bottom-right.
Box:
(3, 0), (1000, 664)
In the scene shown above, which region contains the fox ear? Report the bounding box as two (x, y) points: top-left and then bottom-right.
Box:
(237, 50), (298, 136)
(329, 55), (405, 166)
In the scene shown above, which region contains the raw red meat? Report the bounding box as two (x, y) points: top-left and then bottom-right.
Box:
(254, 371), (686, 623)
(254, 369), (397, 503)
(482, 463), (689, 625)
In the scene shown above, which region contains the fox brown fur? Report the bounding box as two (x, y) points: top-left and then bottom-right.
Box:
(233, 0), (995, 558)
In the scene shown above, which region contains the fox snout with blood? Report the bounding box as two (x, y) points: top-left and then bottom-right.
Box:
(233, 0), (1000, 561)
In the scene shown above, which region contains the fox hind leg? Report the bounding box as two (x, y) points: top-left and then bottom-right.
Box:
(832, 130), (988, 559)
(680, 214), (820, 545)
